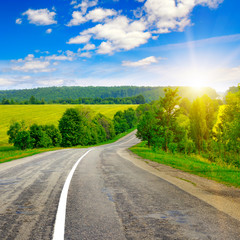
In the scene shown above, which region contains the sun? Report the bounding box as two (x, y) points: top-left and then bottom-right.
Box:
(185, 67), (212, 90)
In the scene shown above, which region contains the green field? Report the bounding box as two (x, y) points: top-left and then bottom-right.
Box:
(0, 104), (137, 146)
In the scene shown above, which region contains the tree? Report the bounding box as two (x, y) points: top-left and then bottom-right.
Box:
(179, 98), (191, 116)
(14, 131), (33, 150)
(94, 113), (115, 140)
(135, 95), (146, 104)
(29, 96), (36, 104)
(30, 124), (52, 148)
(190, 98), (207, 153)
(7, 121), (27, 144)
(113, 111), (129, 134)
(59, 108), (91, 147)
(123, 108), (137, 129)
(42, 124), (62, 146)
(137, 111), (158, 147)
(158, 88), (181, 151)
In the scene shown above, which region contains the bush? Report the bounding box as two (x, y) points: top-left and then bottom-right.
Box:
(14, 131), (33, 150)
(7, 121), (26, 144)
(42, 124), (62, 146)
(30, 124), (53, 148)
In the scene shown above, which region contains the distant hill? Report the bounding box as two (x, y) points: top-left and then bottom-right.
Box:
(0, 86), (218, 103)
(227, 86), (239, 94)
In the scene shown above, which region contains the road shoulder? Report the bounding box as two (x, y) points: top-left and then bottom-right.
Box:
(118, 148), (240, 222)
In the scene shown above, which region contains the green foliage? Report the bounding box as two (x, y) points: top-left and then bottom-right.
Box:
(30, 124), (53, 148)
(137, 87), (184, 152)
(190, 98), (207, 153)
(7, 121), (27, 144)
(59, 108), (88, 147)
(123, 108), (137, 129)
(94, 113), (115, 140)
(14, 131), (33, 150)
(137, 111), (158, 147)
(0, 86), (218, 104)
(42, 125), (62, 146)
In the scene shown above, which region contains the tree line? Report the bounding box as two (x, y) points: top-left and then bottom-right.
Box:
(1, 95), (145, 105)
(0, 86), (218, 103)
(7, 107), (137, 149)
(136, 86), (240, 167)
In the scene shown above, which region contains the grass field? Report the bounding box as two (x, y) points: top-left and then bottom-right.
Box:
(130, 142), (240, 188)
(0, 104), (137, 146)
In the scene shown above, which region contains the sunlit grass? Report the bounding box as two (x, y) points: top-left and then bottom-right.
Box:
(130, 142), (240, 188)
(0, 104), (137, 146)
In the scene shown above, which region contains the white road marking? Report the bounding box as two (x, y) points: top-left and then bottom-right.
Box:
(52, 149), (92, 240)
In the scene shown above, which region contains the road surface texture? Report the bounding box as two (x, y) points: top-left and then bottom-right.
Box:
(0, 130), (240, 240)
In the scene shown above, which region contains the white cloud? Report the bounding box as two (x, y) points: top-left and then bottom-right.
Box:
(86, 8), (117, 22)
(37, 79), (64, 86)
(67, 34), (91, 44)
(16, 18), (22, 24)
(46, 55), (74, 61)
(68, 16), (151, 54)
(72, 0), (98, 14)
(67, 8), (117, 26)
(46, 28), (52, 34)
(23, 8), (57, 25)
(144, 0), (223, 33)
(67, 11), (86, 26)
(122, 56), (158, 67)
(0, 78), (13, 86)
(82, 43), (96, 50)
(12, 61), (54, 73)
(79, 52), (92, 58)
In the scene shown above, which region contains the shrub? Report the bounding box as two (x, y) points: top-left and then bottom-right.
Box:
(14, 131), (33, 150)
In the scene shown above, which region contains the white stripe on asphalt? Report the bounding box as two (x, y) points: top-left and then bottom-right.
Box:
(52, 149), (92, 240)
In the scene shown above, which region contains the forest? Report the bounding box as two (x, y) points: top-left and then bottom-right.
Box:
(136, 86), (240, 167)
(1, 95), (146, 105)
(0, 86), (218, 103)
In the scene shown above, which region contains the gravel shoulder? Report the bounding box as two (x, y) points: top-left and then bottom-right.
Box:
(118, 148), (240, 222)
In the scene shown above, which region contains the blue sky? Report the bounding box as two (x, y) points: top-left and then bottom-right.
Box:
(0, 0), (240, 91)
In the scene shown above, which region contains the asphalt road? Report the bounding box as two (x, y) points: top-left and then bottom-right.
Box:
(0, 131), (240, 240)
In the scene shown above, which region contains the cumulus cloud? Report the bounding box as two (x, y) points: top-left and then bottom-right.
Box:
(67, 34), (91, 44)
(68, 16), (151, 54)
(79, 52), (92, 58)
(82, 43), (96, 50)
(23, 8), (57, 25)
(71, 0), (98, 14)
(86, 8), (117, 22)
(67, 8), (117, 26)
(122, 56), (158, 67)
(46, 28), (52, 34)
(67, 11), (86, 26)
(143, 0), (223, 33)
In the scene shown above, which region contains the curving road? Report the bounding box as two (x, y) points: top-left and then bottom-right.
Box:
(0, 131), (240, 239)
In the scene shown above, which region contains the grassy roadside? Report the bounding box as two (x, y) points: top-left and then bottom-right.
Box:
(0, 128), (136, 164)
(130, 142), (240, 188)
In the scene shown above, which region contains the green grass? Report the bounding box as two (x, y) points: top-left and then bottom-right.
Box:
(0, 104), (137, 146)
(0, 128), (136, 164)
(130, 142), (240, 188)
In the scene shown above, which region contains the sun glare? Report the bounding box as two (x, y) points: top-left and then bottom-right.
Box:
(185, 67), (212, 90)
